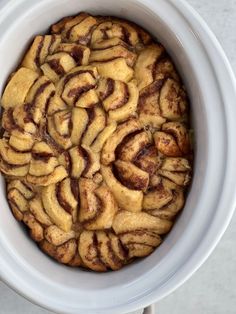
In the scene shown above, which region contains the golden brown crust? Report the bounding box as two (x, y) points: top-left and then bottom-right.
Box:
(0, 12), (193, 272)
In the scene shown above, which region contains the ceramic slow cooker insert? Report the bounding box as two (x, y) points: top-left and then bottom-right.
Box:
(0, 0), (236, 313)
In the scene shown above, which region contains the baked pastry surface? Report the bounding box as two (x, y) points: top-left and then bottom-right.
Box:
(0, 13), (192, 271)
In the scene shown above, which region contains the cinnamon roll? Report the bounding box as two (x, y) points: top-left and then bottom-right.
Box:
(0, 12), (193, 271)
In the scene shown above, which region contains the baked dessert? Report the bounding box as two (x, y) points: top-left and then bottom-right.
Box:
(0, 13), (192, 271)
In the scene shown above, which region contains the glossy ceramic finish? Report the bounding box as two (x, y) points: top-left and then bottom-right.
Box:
(0, 0), (236, 313)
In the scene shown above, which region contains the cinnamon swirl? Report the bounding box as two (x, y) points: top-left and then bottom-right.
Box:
(0, 13), (193, 271)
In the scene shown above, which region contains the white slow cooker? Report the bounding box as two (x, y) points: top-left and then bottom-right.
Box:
(0, 0), (236, 313)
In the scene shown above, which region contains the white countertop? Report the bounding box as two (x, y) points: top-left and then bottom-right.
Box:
(1, 0), (236, 313)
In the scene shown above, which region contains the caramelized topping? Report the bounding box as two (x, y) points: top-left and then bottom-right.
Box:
(0, 12), (193, 271)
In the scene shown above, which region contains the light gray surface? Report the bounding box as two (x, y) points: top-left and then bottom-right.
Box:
(0, 0), (236, 313)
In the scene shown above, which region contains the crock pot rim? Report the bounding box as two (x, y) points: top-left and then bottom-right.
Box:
(0, 0), (236, 313)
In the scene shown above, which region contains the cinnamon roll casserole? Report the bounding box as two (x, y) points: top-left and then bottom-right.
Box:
(0, 13), (193, 271)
